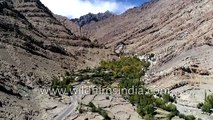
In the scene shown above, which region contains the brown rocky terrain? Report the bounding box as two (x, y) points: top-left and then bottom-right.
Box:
(0, 0), (112, 119)
(1, 0), (213, 119)
(81, 0), (213, 119)
(54, 14), (81, 36)
(83, 0), (213, 55)
(66, 82), (142, 120)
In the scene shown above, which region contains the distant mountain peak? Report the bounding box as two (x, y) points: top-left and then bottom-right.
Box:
(70, 11), (115, 27)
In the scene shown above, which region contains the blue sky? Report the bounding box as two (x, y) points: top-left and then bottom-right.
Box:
(40, 0), (149, 18)
(118, 0), (148, 5)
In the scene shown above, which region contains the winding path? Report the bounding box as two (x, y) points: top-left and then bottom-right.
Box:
(54, 95), (78, 120)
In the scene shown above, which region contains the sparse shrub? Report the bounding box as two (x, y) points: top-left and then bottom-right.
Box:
(178, 113), (196, 120)
(88, 102), (97, 112)
(51, 74), (73, 96)
(0, 101), (2, 107)
(89, 88), (93, 95)
(184, 115), (196, 120)
(106, 96), (109, 100)
(197, 102), (203, 109)
(144, 114), (154, 120)
(78, 103), (84, 114)
(149, 53), (155, 59)
(97, 107), (111, 120)
(167, 112), (176, 120)
(162, 93), (175, 103)
(144, 104), (155, 115)
(79, 67), (92, 73)
(65, 71), (71, 76)
(161, 103), (179, 115)
(79, 107), (84, 113)
(201, 102), (212, 113)
(179, 113), (185, 119)
(155, 97), (165, 107)
(199, 94), (213, 113)
(88, 102), (95, 107)
(88, 102), (111, 120)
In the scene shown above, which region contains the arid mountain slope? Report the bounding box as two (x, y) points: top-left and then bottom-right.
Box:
(82, 0), (213, 89)
(83, 0), (213, 53)
(0, 0), (69, 119)
(0, 0), (72, 76)
(54, 14), (81, 36)
(13, 0), (93, 47)
(0, 0), (113, 119)
(12, 0), (111, 68)
(82, 0), (213, 118)
(1, 0), (213, 119)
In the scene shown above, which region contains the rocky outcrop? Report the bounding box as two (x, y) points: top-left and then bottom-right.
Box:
(179, 64), (210, 76)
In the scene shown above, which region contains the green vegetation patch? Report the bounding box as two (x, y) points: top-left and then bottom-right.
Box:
(50, 71), (74, 96)
(50, 56), (196, 120)
(88, 102), (111, 120)
(197, 93), (213, 113)
(100, 56), (150, 78)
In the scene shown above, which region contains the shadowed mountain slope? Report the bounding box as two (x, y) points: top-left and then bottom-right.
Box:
(0, 0), (112, 119)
